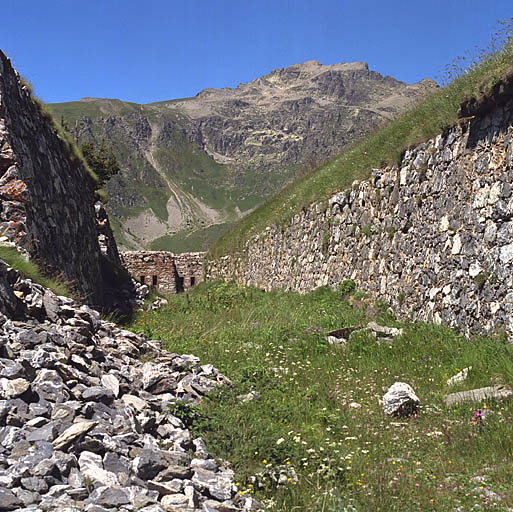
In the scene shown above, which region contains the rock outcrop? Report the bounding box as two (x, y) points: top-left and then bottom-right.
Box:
(48, 61), (437, 250)
(0, 260), (244, 511)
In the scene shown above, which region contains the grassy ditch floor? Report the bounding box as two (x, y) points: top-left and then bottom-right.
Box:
(129, 282), (513, 511)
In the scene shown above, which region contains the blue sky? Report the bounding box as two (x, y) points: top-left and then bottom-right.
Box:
(3, 0), (512, 104)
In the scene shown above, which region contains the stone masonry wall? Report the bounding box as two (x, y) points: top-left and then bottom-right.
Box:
(207, 98), (513, 339)
(0, 50), (105, 305)
(120, 251), (204, 294)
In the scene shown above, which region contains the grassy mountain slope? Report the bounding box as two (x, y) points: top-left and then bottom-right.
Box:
(49, 99), (247, 249)
(48, 61), (436, 251)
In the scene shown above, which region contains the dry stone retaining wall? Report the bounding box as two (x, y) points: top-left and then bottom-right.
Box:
(120, 251), (204, 294)
(0, 51), (106, 305)
(207, 98), (513, 339)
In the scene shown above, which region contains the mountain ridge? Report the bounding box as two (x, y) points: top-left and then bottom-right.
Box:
(48, 60), (438, 251)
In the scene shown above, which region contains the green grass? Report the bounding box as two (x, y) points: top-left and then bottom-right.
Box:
(0, 246), (69, 296)
(129, 281), (513, 511)
(47, 98), (141, 121)
(208, 38), (513, 260)
(149, 222), (236, 252)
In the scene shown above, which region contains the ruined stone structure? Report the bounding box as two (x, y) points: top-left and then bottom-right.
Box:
(0, 50), (124, 306)
(120, 251), (204, 294)
(207, 86), (513, 340)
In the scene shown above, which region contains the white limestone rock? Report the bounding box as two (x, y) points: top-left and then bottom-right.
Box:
(52, 421), (98, 450)
(383, 382), (419, 416)
(447, 367), (472, 387)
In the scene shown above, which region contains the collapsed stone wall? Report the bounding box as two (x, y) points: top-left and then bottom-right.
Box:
(207, 97), (513, 338)
(0, 51), (105, 305)
(120, 251), (204, 294)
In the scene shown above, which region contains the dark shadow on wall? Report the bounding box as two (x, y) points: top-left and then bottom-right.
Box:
(462, 75), (513, 151)
(173, 263), (184, 293)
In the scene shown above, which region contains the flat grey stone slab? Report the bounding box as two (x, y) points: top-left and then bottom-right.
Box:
(444, 385), (513, 406)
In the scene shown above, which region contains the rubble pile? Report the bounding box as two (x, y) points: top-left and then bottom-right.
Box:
(0, 260), (245, 512)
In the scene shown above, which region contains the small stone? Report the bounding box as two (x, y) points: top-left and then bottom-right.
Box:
(52, 452), (77, 477)
(0, 426), (24, 448)
(82, 386), (114, 404)
(21, 476), (48, 493)
(383, 382), (419, 416)
(87, 486), (130, 507)
(235, 496), (262, 511)
(148, 479), (183, 495)
(66, 487), (89, 500)
(52, 421), (98, 450)
(31, 348), (55, 369)
(127, 486), (160, 508)
(133, 449), (166, 480)
(447, 367), (472, 386)
(26, 416), (48, 428)
(32, 458), (58, 478)
(68, 467), (85, 488)
(32, 369), (69, 402)
(140, 505), (166, 512)
(27, 422), (58, 442)
(0, 488), (22, 510)
(184, 485), (197, 508)
(78, 450), (119, 487)
(0, 359), (25, 379)
(0, 377), (30, 398)
(103, 452), (130, 476)
(161, 493), (189, 510)
(367, 322), (403, 338)
(43, 291), (60, 321)
(44, 484), (72, 498)
(154, 464), (193, 481)
(122, 394), (149, 412)
(237, 391), (260, 403)
(192, 468), (233, 501)
(13, 487), (40, 507)
(101, 374), (119, 397)
(191, 458), (217, 471)
(0, 469), (18, 488)
(142, 363), (166, 390)
(500, 243), (513, 264)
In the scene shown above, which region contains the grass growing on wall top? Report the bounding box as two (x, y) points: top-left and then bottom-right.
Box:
(0, 246), (69, 296)
(19, 76), (102, 195)
(129, 281), (513, 511)
(208, 25), (513, 260)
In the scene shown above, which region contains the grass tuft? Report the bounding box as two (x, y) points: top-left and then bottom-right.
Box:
(0, 246), (69, 296)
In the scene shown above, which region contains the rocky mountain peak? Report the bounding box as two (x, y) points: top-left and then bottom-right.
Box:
(49, 60), (438, 251)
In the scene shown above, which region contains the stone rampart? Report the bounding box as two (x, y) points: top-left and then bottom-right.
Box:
(120, 251), (204, 294)
(0, 51), (106, 305)
(207, 97), (513, 338)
